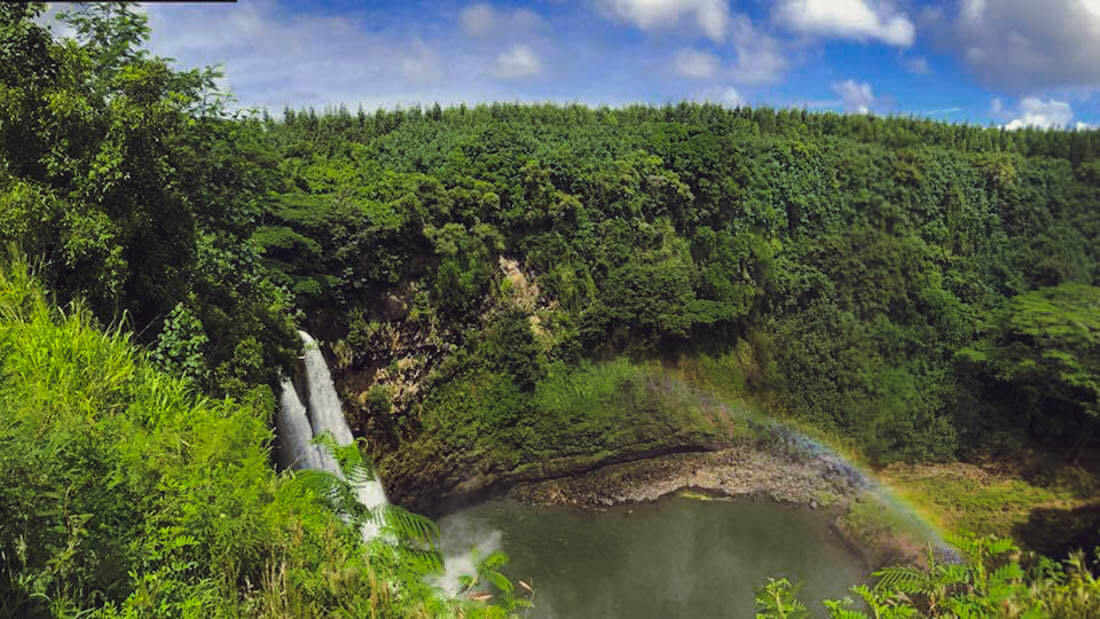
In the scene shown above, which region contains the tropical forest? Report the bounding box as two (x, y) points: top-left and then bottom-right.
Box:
(1, 2), (1099, 617)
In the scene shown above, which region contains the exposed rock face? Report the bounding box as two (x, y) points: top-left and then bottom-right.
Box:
(334, 257), (554, 450)
(378, 292), (409, 322)
(319, 259), (950, 569)
(498, 255), (539, 311)
(336, 313), (451, 444)
(381, 436), (724, 517)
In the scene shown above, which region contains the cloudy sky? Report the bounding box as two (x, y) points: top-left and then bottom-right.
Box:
(42, 0), (1100, 128)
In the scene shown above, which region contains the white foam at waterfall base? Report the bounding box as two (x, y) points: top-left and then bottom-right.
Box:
(433, 514), (505, 595)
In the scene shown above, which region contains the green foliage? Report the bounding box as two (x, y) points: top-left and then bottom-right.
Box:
(386, 355), (735, 504)
(425, 222), (500, 314)
(481, 309), (544, 391)
(0, 4), (297, 398)
(3, 4), (1100, 612)
(767, 534), (1100, 618)
(151, 301), (208, 384)
(456, 548), (534, 615)
(959, 284), (1100, 456)
(365, 383), (394, 416)
(755, 577), (809, 618)
(0, 260), (500, 617)
(256, 98), (1099, 469)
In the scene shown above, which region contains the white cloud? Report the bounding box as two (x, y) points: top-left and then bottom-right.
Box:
(460, 3), (495, 36)
(1076, 121), (1094, 131)
(597, 0), (730, 41)
(697, 85), (745, 107)
(832, 79), (874, 113)
(941, 0), (1100, 92)
(990, 97), (1005, 117)
(727, 14), (789, 84)
(960, 0), (985, 23)
(36, 4), (77, 39)
(673, 48), (719, 79)
(904, 56), (930, 75)
(1002, 97), (1074, 130)
(98, 0), (493, 112)
(400, 40), (443, 84)
(776, 0), (915, 47)
(459, 3), (542, 38)
(490, 44), (542, 78)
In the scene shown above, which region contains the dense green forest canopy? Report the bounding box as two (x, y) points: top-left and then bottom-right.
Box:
(4, 2), (1098, 465)
(252, 95), (1100, 466)
(2, 2), (1100, 616)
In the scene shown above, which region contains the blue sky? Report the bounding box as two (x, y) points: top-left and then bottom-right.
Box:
(45, 1), (1100, 128)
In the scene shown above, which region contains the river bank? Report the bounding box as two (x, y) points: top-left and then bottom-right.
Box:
(505, 445), (858, 508)
(501, 443), (947, 569)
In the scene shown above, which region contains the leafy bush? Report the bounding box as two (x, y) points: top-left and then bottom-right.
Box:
(757, 534), (1100, 618)
(0, 259), (498, 617)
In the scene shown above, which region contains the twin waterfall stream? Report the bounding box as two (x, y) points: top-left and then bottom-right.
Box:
(276, 331), (389, 541)
(276, 331), (476, 595)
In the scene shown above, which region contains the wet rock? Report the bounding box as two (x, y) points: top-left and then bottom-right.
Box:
(379, 293), (409, 321)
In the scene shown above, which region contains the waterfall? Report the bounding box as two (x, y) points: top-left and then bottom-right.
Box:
(300, 331), (355, 446)
(275, 377), (326, 470)
(277, 331), (390, 541)
(281, 331), (488, 588)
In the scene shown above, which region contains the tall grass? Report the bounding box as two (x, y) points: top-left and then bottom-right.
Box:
(0, 258), (488, 617)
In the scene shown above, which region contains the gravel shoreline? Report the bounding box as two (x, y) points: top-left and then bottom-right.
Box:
(500, 444), (954, 568)
(505, 444), (864, 510)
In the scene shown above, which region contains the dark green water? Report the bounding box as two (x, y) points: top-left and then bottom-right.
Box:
(437, 495), (866, 618)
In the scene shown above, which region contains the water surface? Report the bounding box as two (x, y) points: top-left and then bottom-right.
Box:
(438, 495), (866, 618)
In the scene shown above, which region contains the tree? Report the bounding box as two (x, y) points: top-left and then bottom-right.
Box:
(958, 284), (1100, 462)
(0, 3), (297, 397)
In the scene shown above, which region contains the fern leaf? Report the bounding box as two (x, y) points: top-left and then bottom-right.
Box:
(823, 598), (870, 619)
(380, 504), (440, 547)
(990, 563), (1024, 585)
(873, 566), (931, 594)
(987, 537), (1017, 557)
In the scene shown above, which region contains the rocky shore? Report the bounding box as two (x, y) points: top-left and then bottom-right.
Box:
(498, 443), (952, 569)
(505, 445), (863, 510)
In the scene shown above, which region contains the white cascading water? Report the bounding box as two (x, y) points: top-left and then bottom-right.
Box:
(280, 331), (497, 590)
(275, 377), (326, 471)
(278, 331), (390, 541)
